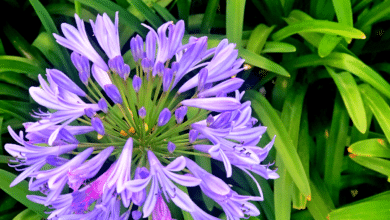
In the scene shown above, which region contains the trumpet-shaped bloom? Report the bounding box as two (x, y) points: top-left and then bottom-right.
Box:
(5, 13), (278, 220)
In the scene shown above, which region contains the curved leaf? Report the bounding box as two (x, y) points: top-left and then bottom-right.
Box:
(359, 84), (390, 143)
(244, 90), (311, 198)
(326, 67), (366, 133)
(247, 24), (275, 54)
(129, 0), (164, 29)
(283, 52), (390, 99)
(348, 139), (390, 159)
(0, 55), (44, 77)
(239, 48), (290, 77)
(0, 169), (48, 218)
(272, 20), (366, 41)
(262, 41), (296, 53)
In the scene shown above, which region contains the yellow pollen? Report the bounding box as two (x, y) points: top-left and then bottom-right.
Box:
(306, 195), (311, 201)
(378, 139), (385, 145)
(97, 134), (104, 140)
(231, 75), (236, 78)
(129, 127), (135, 134)
(243, 64), (252, 70)
(144, 123), (149, 131)
(120, 130), (128, 136)
(347, 147), (353, 153)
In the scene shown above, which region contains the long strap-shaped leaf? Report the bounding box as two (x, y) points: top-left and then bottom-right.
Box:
(0, 169), (48, 218)
(244, 90), (311, 199)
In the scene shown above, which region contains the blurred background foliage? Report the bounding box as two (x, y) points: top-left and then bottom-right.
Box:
(1, 0), (390, 219)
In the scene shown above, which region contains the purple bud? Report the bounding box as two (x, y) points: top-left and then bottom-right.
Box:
(91, 117), (105, 135)
(198, 68), (208, 91)
(48, 69), (86, 97)
(141, 58), (153, 74)
(175, 106), (187, 124)
(98, 98), (108, 113)
(104, 84), (123, 104)
(71, 52), (90, 84)
(132, 75), (142, 93)
(130, 35), (144, 62)
(171, 62), (179, 75)
(153, 61), (164, 77)
(108, 56), (130, 79)
(189, 129), (198, 143)
(162, 68), (173, 92)
(206, 114), (214, 126)
(138, 106), (146, 119)
(132, 211), (142, 220)
(167, 142), (176, 153)
(158, 108), (171, 126)
(84, 108), (95, 118)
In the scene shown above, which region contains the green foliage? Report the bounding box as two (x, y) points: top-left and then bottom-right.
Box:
(2, 0), (390, 219)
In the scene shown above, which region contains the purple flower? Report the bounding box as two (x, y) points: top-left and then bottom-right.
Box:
(104, 84), (123, 104)
(167, 141), (176, 153)
(158, 108), (171, 126)
(175, 106), (187, 124)
(53, 13), (108, 71)
(139, 106), (147, 119)
(5, 14), (278, 220)
(125, 151), (201, 217)
(133, 75), (142, 92)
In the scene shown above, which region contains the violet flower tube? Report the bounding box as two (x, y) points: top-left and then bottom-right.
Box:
(4, 12), (278, 220)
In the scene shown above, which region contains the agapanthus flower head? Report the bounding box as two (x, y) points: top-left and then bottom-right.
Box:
(4, 12), (278, 220)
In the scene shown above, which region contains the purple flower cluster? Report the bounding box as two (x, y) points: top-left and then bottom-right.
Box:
(4, 12), (278, 220)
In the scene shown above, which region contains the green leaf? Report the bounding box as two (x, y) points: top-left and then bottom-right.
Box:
(0, 83), (28, 100)
(0, 155), (12, 164)
(261, 41), (296, 53)
(350, 156), (390, 180)
(226, 0), (246, 47)
(0, 116), (3, 154)
(153, 3), (177, 23)
(328, 200), (390, 219)
(318, 34), (342, 57)
(29, 0), (78, 82)
(283, 52), (390, 99)
(244, 90), (311, 199)
(348, 139), (390, 158)
(0, 101), (34, 121)
(200, 0), (220, 33)
(238, 48), (290, 77)
(359, 84), (390, 143)
(247, 24), (276, 54)
(12, 209), (41, 220)
(355, 0), (390, 29)
(272, 20), (366, 41)
(177, 0), (191, 25)
(0, 55), (44, 77)
(0, 169), (48, 218)
(128, 0), (164, 29)
(3, 24), (47, 67)
(32, 32), (64, 70)
(46, 3), (96, 21)
(324, 94), (349, 206)
(326, 67), (366, 133)
(0, 38), (5, 55)
(0, 72), (34, 89)
(307, 171), (335, 220)
(332, 0), (353, 27)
